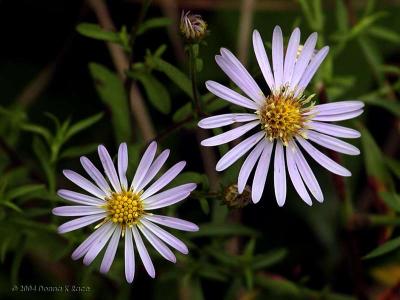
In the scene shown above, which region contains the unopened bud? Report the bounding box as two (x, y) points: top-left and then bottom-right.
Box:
(223, 184), (251, 209)
(180, 11), (208, 42)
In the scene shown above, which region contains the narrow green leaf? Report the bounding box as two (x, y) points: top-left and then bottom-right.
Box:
(89, 63), (132, 142)
(380, 192), (400, 213)
(359, 126), (393, 190)
(137, 17), (171, 35)
(368, 26), (400, 43)
(133, 72), (171, 114)
(6, 184), (45, 200)
(76, 23), (120, 43)
(32, 137), (55, 192)
(364, 236), (400, 259)
(60, 143), (98, 159)
(154, 58), (193, 98)
(65, 113), (103, 141)
(189, 223), (259, 238)
(20, 123), (52, 144)
(385, 156), (400, 179)
(361, 98), (400, 118)
(252, 248), (288, 270)
(3, 202), (22, 213)
(173, 103), (192, 123)
(336, 0), (349, 32)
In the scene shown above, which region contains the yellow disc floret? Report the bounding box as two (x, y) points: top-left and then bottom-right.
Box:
(258, 91), (314, 145)
(105, 190), (144, 228)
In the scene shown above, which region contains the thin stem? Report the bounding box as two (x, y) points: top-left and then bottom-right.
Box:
(188, 45), (202, 119)
(129, 0), (152, 64)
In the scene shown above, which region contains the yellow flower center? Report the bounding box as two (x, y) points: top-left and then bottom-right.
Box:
(105, 190), (144, 228)
(258, 93), (313, 145)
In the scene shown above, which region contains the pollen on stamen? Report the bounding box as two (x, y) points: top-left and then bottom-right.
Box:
(258, 91), (314, 145)
(104, 190), (144, 231)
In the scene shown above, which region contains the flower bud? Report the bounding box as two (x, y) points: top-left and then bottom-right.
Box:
(223, 184), (251, 209)
(180, 11), (208, 42)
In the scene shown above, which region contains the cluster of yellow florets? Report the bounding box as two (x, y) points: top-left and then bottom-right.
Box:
(106, 190), (144, 227)
(258, 92), (311, 145)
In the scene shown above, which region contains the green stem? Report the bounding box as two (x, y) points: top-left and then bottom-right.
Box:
(188, 44), (202, 119)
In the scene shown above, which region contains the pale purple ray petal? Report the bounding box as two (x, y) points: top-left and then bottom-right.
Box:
(80, 157), (111, 195)
(274, 142), (287, 207)
(144, 183), (197, 210)
(308, 121), (361, 138)
(291, 141), (323, 202)
(53, 206), (105, 217)
(198, 113), (258, 129)
(205, 81), (259, 110)
(219, 48), (265, 105)
(83, 224), (117, 265)
(238, 139), (265, 193)
(295, 46), (329, 96)
(290, 32), (318, 90)
(136, 149), (170, 192)
(137, 224), (176, 263)
(216, 131), (264, 171)
(131, 226), (155, 278)
(252, 30), (275, 91)
(272, 26), (284, 90)
(144, 214), (199, 232)
(58, 213), (107, 234)
(141, 219), (188, 254)
(141, 161), (186, 200)
(283, 28), (301, 85)
(63, 170), (106, 199)
(71, 222), (113, 260)
(286, 146), (312, 206)
(131, 141), (157, 191)
(124, 226), (135, 283)
(118, 143), (128, 190)
(307, 130), (360, 155)
(296, 137), (351, 176)
(252, 140), (274, 203)
(98, 145), (121, 193)
(100, 225), (122, 274)
(57, 189), (105, 206)
(201, 121), (259, 147)
(312, 109), (364, 122)
(306, 101), (364, 116)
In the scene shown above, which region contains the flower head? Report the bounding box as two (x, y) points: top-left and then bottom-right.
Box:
(180, 10), (208, 42)
(198, 26), (364, 206)
(53, 142), (198, 283)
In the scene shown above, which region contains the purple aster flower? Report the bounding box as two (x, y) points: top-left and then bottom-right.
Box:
(198, 26), (363, 206)
(53, 142), (198, 283)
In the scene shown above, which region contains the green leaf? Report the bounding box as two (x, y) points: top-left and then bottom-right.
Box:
(60, 143), (99, 159)
(173, 172), (208, 187)
(380, 192), (400, 213)
(359, 126), (393, 190)
(132, 72), (171, 114)
(385, 156), (400, 179)
(65, 113), (103, 141)
(76, 23), (120, 43)
(137, 17), (171, 35)
(336, 0), (349, 32)
(368, 26), (400, 43)
(154, 58), (193, 99)
(361, 98), (400, 118)
(3, 202), (22, 213)
(173, 103), (193, 123)
(358, 35), (384, 84)
(20, 123), (52, 144)
(6, 184), (45, 200)
(89, 63), (132, 142)
(32, 137), (55, 192)
(189, 223), (259, 238)
(348, 12), (387, 40)
(364, 236), (400, 259)
(252, 248), (287, 270)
